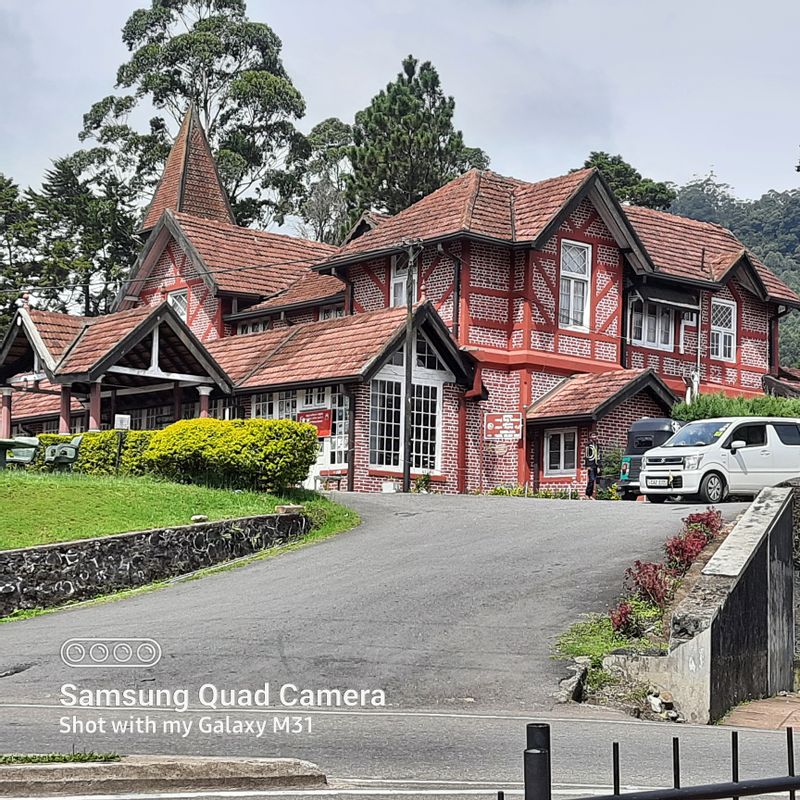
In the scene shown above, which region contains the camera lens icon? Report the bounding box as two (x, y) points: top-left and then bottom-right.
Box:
(61, 638), (162, 668)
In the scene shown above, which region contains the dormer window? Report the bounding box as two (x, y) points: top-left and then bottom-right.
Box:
(559, 241), (591, 330)
(710, 298), (736, 362)
(167, 289), (188, 321)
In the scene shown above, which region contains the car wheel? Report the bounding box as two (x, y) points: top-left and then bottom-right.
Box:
(648, 495), (667, 504)
(699, 472), (726, 504)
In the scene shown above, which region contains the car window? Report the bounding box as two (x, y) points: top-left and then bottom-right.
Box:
(773, 423), (800, 445)
(664, 420), (730, 447)
(729, 424), (767, 447)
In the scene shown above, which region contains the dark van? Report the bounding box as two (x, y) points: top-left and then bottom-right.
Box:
(618, 417), (684, 500)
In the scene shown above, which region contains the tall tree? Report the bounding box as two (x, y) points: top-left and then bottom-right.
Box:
(0, 176), (38, 329)
(578, 152), (676, 210)
(30, 157), (138, 316)
(80, 0), (307, 228)
(296, 117), (353, 244)
(347, 55), (489, 216)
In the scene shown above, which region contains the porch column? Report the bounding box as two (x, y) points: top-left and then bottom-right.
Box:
(197, 386), (213, 419)
(88, 381), (102, 432)
(0, 387), (12, 439)
(59, 386), (72, 434)
(173, 383), (183, 423)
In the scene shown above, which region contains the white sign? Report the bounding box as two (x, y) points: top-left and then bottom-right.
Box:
(114, 414), (132, 431)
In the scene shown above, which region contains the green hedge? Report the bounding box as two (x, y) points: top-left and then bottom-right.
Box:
(26, 431), (157, 476)
(672, 392), (800, 422)
(144, 418), (319, 491)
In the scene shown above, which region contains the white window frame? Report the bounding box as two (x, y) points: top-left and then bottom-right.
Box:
(543, 427), (578, 476)
(367, 337), (453, 473)
(390, 254), (416, 308)
(558, 240), (591, 332)
(628, 298), (675, 352)
(320, 305), (344, 320)
(710, 298), (737, 363)
(167, 289), (189, 321)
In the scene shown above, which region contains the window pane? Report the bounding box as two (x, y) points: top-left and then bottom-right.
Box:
(711, 301), (734, 330)
(571, 281), (586, 326)
(659, 308), (672, 346)
(411, 384), (438, 470)
(548, 434), (562, 471)
(392, 280), (406, 307)
(563, 432), (576, 470)
(631, 301), (643, 341)
(774, 423), (800, 445)
(369, 379), (402, 467)
(645, 305), (657, 343)
(562, 243), (588, 275)
(559, 279), (571, 325)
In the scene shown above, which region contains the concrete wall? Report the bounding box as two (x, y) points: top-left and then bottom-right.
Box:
(604, 487), (794, 723)
(0, 513), (309, 617)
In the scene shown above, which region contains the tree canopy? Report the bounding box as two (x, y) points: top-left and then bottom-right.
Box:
(346, 55), (489, 217)
(80, 0), (307, 228)
(0, 176), (38, 329)
(578, 152), (676, 210)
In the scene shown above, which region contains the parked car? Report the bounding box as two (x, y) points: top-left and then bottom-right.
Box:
(617, 418), (684, 500)
(639, 416), (800, 503)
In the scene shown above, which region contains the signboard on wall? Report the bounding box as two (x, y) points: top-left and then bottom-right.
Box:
(483, 412), (522, 441)
(297, 408), (333, 437)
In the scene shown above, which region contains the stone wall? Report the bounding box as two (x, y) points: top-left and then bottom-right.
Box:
(0, 513), (309, 617)
(604, 487), (794, 723)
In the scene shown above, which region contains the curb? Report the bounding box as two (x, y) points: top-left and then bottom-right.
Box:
(0, 754), (327, 797)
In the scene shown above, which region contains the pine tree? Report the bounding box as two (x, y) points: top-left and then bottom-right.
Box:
(346, 55), (489, 216)
(0, 176), (38, 329)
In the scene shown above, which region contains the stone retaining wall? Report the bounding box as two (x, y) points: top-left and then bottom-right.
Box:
(604, 487), (794, 723)
(0, 513), (310, 617)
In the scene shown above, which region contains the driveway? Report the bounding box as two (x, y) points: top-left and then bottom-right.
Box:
(0, 494), (745, 721)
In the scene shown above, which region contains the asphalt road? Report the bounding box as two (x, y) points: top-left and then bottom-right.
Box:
(0, 493), (753, 795)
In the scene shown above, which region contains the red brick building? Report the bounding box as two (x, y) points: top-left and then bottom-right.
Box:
(2, 107), (798, 493)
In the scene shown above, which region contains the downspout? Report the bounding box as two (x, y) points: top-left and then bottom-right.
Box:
(437, 243), (462, 341)
(771, 305), (792, 376)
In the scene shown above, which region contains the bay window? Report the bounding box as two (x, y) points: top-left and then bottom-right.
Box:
(544, 428), (577, 476)
(710, 299), (736, 362)
(559, 241), (591, 329)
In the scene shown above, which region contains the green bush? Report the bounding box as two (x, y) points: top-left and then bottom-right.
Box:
(76, 431), (120, 477)
(673, 392), (800, 421)
(118, 431), (156, 476)
(145, 418), (319, 491)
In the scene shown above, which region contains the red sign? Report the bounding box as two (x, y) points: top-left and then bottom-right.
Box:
(297, 408), (333, 437)
(484, 412), (523, 441)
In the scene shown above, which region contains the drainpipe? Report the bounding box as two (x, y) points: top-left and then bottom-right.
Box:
(437, 243), (462, 342)
(346, 385), (356, 492)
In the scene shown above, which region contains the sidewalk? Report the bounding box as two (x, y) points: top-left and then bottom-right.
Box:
(724, 694), (800, 729)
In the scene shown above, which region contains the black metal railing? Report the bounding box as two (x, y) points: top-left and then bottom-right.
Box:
(523, 723), (800, 800)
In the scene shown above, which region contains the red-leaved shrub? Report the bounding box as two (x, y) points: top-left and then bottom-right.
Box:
(624, 560), (673, 608)
(683, 508), (723, 540)
(664, 529), (708, 573)
(609, 600), (643, 637)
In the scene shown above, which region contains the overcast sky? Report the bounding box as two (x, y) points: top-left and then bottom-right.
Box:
(2, 0), (799, 204)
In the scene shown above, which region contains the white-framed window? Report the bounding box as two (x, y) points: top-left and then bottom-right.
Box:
(238, 319), (269, 335)
(369, 379), (403, 467)
(181, 401), (199, 419)
(209, 397), (241, 420)
(415, 331), (446, 371)
(410, 383), (439, 470)
(320, 305), (345, 320)
(544, 428), (577, 476)
(710, 298), (737, 362)
(41, 419), (59, 434)
(167, 289), (189, 321)
(329, 391), (349, 466)
(629, 299), (674, 351)
(251, 391), (297, 420)
(130, 404), (172, 430)
(70, 415), (86, 434)
(559, 241), (591, 330)
(303, 387), (326, 408)
(390, 253), (416, 308)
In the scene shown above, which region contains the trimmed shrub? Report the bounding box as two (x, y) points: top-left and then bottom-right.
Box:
(673, 392), (800, 422)
(145, 417), (319, 491)
(119, 431), (156, 476)
(75, 431), (120, 477)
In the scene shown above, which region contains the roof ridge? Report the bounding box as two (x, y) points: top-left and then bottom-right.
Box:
(463, 170), (483, 231)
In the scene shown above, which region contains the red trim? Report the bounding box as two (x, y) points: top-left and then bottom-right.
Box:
(459, 241), (471, 345)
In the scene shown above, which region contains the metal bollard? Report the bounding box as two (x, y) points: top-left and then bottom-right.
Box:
(524, 723), (552, 800)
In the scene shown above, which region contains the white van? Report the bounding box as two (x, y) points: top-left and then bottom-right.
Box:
(639, 416), (800, 504)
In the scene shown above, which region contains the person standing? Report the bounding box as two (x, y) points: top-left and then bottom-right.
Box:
(584, 433), (602, 499)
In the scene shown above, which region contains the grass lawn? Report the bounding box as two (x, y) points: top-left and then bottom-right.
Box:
(0, 471), (357, 551)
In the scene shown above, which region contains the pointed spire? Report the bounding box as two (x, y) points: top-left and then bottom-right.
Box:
(138, 104), (236, 233)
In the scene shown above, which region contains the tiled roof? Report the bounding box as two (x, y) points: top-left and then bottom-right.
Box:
(527, 368), (673, 422)
(26, 309), (88, 361)
(322, 169), (594, 264)
(625, 206), (800, 305)
(174, 212), (336, 297)
(58, 305), (155, 375)
(239, 272), (344, 316)
(11, 381), (82, 420)
(207, 306), (409, 390)
(140, 106), (235, 232)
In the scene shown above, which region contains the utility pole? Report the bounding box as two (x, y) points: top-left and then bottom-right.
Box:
(401, 239), (422, 493)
